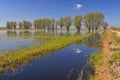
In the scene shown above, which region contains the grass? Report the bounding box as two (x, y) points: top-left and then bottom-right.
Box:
(110, 32), (120, 63)
(110, 31), (120, 79)
(110, 52), (120, 64)
(89, 51), (103, 80)
(90, 51), (103, 67)
(88, 30), (120, 80)
(110, 32), (120, 64)
(88, 31), (108, 80)
(77, 70), (84, 80)
(0, 32), (99, 74)
(101, 31), (107, 40)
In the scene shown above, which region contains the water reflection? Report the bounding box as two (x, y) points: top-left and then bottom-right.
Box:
(0, 33), (101, 80)
(77, 63), (95, 80)
(6, 31), (17, 38)
(0, 30), (86, 55)
(74, 32), (81, 36)
(75, 33), (101, 48)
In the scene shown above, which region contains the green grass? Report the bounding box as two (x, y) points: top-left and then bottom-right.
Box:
(111, 32), (120, 45)
(89, 51), (102, 80)
(90, 51), (103, 68)
(110, 51), (120, 65)
(101, 31), (107, 40)
(110, 31), (120, 79)
(110, 32), (120, 64)
(112, 32), (117, 37)
(77, 70), (84, 80)
(113, 36), (120, 45)
(0, 32), (99, 74)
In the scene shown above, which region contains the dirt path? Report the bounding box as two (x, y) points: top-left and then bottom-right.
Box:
(96, 31), (113, 80)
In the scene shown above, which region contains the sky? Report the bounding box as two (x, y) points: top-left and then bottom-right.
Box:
(0, 0), (120, 27)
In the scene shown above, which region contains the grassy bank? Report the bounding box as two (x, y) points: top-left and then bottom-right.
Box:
(0, 32), (98, 73)
(89, 51), (102, 80)
(90, 30), (120, 80)
(89, 30), (111, 80)
(109, 31), (120, 79)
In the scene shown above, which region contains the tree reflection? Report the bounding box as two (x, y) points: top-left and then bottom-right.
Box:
(6, 31), (17, 38)
(75, 33), (101, 48)
(74, 32), (81, 36)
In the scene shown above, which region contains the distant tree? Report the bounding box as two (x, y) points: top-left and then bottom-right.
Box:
(41, 19), (46, 32)
(29, 22), (32, 29)
(94, 12), (104, 31)
(13, 22), (17, 29)
(33, 20), (38, 31)
(50, 18), (55, 32)
(102, 22), (108, 31)
(19, 22), (23, 30)
(90, 13), (95, 32)
(38, 19), (43, 31)
(64, 16), (72, 32)
(23, 20), (32, 29)
(44, 18), (51, 32)
(6, 22), (11, 29)
(6, 21), (16, 29)
(74, 15), (82, 33)
(58, 17), (64, 32)
(55, 21), (58, 31)
(84, 13), (94, 32)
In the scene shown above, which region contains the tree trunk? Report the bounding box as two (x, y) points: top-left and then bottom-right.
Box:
(61, 27), (62, 32)
(92, 27), (94, 32)
(44, 27), (45, 32)
(88, 27), (91, 33)
(77, 27), (80, 33)
(56, 27), (57, 32)
(104, 28), (106, 32)
(95, 26), (98, 31)
(67, 27), (69, 33)
(95, 28), (98, 31)
(52, 27), (54, 32)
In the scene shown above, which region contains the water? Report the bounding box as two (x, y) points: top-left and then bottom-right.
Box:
(0, 33), (101, 80)
(0, 30), (86, 55)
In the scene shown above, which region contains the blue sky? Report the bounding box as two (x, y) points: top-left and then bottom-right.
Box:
(0, 0), (120, 27)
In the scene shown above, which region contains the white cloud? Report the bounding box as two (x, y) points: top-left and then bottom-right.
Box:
(74, 4), (82, 9)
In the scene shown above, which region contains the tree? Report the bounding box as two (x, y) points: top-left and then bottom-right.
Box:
(58, 17), (64, 32)
(94, 12), (104, 31)
(41, 19), (46, 32)
(64, 16), (72, 32)
(50, 18), (55, 32)
(23, 21), (32, 29)
(33, 20), (38, 31)
(55, 21), (58, 31)
(39, 19), (42, 30)
(6, 21), (17, 29)
(19, 22), (23, 30)
(84, 13), (95, 32)
(6, 22), (11, 29)
(13, 22), (17, 29)
(44, 18), (51, 32)
(102, 22), (108, 31)
(74, 15), (82, 33)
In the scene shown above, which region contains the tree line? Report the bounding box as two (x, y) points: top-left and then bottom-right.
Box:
(6, 12), (108, 32)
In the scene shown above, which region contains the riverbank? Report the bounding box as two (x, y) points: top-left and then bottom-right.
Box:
(0, 32), (98, 74)
(90, 30), (120, 80)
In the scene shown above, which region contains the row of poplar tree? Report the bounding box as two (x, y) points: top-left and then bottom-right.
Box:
(6, 12), (109, 32)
